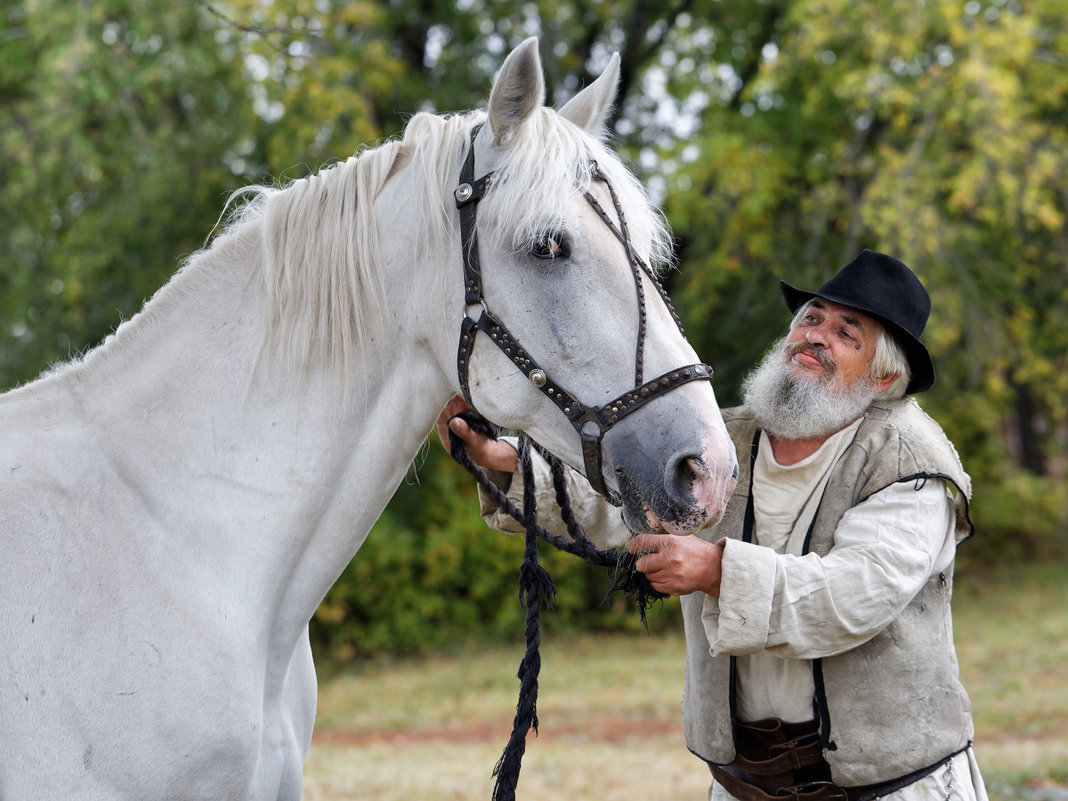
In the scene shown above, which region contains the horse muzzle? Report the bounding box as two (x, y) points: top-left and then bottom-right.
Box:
(610, 415), (738, 536)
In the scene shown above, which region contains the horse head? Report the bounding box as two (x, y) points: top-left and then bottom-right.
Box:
(456, 38), (737, 535)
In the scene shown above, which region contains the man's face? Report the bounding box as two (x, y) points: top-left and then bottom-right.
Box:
(784, 298), (883, 391)
(741, 297), (896, 440)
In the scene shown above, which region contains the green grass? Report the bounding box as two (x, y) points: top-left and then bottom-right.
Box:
(953, 560), (1068, 796)
(304, 562), (1068, 800)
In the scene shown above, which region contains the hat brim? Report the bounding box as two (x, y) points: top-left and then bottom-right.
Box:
(780, 281), (934, 394)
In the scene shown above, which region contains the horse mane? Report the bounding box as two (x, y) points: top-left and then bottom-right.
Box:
(197, 111), (466, 383)
(216, 136), (404, 381)
(190, 105), (673, 384)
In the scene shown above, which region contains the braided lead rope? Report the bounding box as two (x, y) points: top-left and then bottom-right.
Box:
(488, 434), (553, 801)
(445, 413), (668, 801)
(530, 439), (666, 627)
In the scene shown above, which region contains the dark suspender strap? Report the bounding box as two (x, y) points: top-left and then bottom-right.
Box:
(741, 429), (761, 544)
(728, 429), (761, 744)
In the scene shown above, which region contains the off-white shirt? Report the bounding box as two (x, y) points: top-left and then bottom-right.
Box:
(700, 425), (987, 801)
(735, 419), (862, 723)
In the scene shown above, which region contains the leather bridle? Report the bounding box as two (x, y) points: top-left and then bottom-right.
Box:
(454, 123), (714, 504)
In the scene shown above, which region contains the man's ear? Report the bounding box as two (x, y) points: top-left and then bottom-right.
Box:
(874, 372), (900, 393)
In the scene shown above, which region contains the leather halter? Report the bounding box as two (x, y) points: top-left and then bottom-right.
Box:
(454, 123), (714, 504)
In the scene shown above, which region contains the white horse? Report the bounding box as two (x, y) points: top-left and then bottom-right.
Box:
(0, 38), (736, 800)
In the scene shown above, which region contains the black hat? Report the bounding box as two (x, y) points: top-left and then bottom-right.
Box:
(779, 249), (935, 394)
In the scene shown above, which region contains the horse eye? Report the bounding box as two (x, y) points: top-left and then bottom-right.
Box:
(531, 233), (569, 260)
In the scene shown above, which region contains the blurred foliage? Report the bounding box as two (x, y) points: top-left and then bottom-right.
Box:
(0, 0), (251, 380)
(2, 0), (1065, 656)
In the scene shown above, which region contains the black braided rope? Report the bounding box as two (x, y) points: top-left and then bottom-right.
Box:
(530, 439), (666, 626)
(487, 435), (553, 801)
(446, 411), (668, 801)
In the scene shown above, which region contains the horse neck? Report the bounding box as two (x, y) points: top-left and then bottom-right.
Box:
(58, 216), (456, 642)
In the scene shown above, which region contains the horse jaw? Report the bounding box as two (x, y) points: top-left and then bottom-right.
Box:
(558, 52), (621, 139)
(488, 37), (545, 144)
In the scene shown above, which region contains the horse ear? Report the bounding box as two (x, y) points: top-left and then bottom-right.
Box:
(558, 52), (621, 140)
(487, 37), (545, 144)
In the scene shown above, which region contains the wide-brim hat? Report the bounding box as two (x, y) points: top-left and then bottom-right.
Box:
(779, 249), (935, 394)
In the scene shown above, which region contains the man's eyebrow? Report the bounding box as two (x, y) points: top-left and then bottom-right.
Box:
(810, 299), (865, 331)
(840, 312), (864, 330)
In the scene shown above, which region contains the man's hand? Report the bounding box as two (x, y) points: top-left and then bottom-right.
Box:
(435, 396), (518, 474)
(628, 534), (725, 597)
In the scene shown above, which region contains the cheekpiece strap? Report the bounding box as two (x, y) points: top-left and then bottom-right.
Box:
(456, 123), (493, 306)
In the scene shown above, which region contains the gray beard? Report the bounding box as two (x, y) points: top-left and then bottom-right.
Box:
(742, 337), (881, 440)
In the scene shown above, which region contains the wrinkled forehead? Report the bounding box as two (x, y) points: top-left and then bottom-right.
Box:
(796, 297), (885, 337)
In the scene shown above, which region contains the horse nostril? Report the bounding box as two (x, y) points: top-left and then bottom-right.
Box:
(667, 454), (708, 501)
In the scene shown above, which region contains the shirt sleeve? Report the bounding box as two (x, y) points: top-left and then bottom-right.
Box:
(478, 436), (633, 550)
(702, 478), (957, 659)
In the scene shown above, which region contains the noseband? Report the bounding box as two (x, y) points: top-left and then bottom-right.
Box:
(454, 124), (714, 504)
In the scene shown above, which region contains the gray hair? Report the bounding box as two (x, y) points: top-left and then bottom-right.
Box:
(871, 328), (910, 399)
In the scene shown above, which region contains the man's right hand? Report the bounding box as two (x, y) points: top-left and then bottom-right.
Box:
(628, 533), (725, 598)
(435, 396), (518, 474)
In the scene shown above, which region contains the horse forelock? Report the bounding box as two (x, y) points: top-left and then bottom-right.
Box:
(478, 108), (674, 276)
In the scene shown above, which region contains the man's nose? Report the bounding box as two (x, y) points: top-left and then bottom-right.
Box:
(805, 325), (828, 346)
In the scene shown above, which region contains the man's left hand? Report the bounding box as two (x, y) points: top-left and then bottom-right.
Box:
(628, 534), (724, 597)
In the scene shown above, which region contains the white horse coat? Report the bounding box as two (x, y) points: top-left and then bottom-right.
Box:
(0, 39), (736, 799)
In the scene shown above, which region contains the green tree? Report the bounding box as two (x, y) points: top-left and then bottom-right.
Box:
(658, 0), (1067, 556)
(664, 0), (1066, 452)
(0, 0), (255, 388)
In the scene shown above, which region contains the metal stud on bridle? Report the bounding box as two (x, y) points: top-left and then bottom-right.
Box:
(454, 123), (714, 504)
(455, 182), (474, 203)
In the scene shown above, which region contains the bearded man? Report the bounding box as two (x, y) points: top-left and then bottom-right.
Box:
(439, 250), (987, 801)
